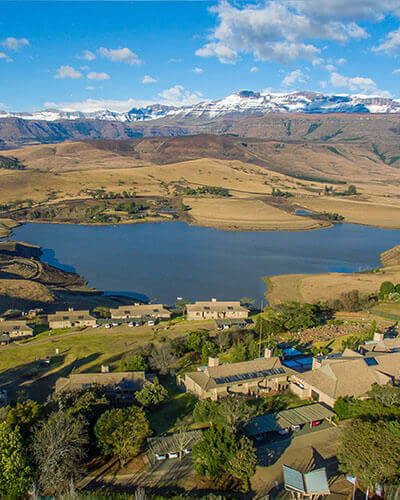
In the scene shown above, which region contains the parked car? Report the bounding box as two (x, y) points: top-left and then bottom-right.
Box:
(92, 323), (99, 328)
(148, 320), (155, 327)
(291, 424), (301, 432)
(278, 428), (290, 435)
(167, 452), (178, 459)
(311, 420), (323, 427)
(183, 448), (191, 455)
(155, 454), (167, 461)
(111, 322), (119, 327)
(105, 323), (111, 329)
(128, 322), (134, 328)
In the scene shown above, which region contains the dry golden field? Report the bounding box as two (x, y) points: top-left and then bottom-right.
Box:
(265, 266), (400, 305)
(2, 136), (400, 231)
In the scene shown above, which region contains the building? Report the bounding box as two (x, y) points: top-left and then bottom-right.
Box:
(180, 349), (292, 400)
(245, 403), (335, 439)
(55, 371), (155, 398)
(110, 303), (171, 320)
(289, 349), (397, 407)
(0, 319), (34, 339)
(48, 308), (96, 329)
(359, 331), (400, 355)
(186, 298), (249, 321)
(147, 430), (203, 460)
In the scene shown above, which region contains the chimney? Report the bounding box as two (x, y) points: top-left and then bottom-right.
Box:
(211, 298), (217, 303)
(208, 357), (220, 367)
(312, 357), (322, 370)
(374, 331), (385, 342)
(101, 364), (110, 373)
(264, 348), (272, 359)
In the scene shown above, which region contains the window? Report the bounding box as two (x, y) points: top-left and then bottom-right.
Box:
(63, 316), (69, 320)
(204, 306), (210, 310)
(228, 306), (233, 310)
(124, 310), (130, 315)
(78, 316), (84, 320)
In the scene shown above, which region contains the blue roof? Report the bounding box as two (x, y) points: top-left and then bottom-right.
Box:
(296, 357), (313, 366)
(282, 348), (302, 357)
(283, 359), (300, 368)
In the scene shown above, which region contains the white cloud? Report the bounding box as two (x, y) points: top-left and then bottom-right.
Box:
(158, 85), (203, 106)
(44, 98), (149, 113)
(54, 65), (82, 79)
(337, 57), (346, 64)
(373, 28), (400, 55)
(282, 69), (307, 87)
(77, 49), (96, 61)
(192, 67), (203, 74)
(325, 64), (336, 71)
(86, 86), (96, 91)
(142, 74), (157, 83)
(312, 57), (324, 66)
(195, 0), (383, 65)
(1, 37), (29, 51)
(98, 47), (141, 65)
(250, 66), (259, 72)
(393, 68), (400, 74)
(330, 71), (391, 96)
(0, 52), (13, 63)
(87, 71), (110, 81)
(80, 65), (89, 71)
(168, 58), (183, 63)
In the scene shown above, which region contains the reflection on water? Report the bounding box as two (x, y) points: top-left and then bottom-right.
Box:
(10, 221), (400, 304)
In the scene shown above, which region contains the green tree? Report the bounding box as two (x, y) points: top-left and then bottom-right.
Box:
(368, 385), (400, 408)
(200, 340), (219, 365)
(0, 422), (34, 498)
(135, 380), (168, 407)
(228, 436), (257, 492)
(193, 399), (219, 423)
(5, 399), (43, 436)
(192, 426), (237, 479)
(50, 386), (109, 421)
(229, 341), (247, 362)
(123, 353), (148, 371)
(93, 306), (110, 318)
(94, 406), (151, 464)
(347, 185), (357, 195)
(32, 410), (88, 497)
(338, 419), (400, 488)
(214, 398), (255, 432)
(186, 330), (209, 352)
(379, 281), (395, 299)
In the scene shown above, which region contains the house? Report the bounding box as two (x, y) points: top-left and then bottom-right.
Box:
(48, 308), (96, 329)
(289, 349), (397, 407)
(186, 298), (249, 321)
(180, 349), (292, 400)
(359, 331), (400, 355)
(147, 430), (203, 460)
(55, 370), (155, 398)
(110, 303), (171, 320)
(0, 319), (34, 339)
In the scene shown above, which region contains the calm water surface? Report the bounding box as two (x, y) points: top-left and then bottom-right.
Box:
(10, 222), (400, 304)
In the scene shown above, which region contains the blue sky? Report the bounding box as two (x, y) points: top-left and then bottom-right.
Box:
(1, 0), (400, 112)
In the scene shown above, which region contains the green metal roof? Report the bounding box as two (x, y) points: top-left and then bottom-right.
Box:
(148, 430), (203, 455)
(245, 403), (335, 436)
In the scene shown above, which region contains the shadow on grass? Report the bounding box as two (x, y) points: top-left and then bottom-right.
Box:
(0, 351), (102, 402)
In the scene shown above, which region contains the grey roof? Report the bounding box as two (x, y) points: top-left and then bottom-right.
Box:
(284, 466), (304, 492)
(55, 371), (152, 393)
(245, 403), (335, 436)
(0, 321), (33, 334)
(304, 469), (330, 494)
(148, 430), (203, 455)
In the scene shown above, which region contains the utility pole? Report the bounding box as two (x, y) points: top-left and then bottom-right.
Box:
(259, 298), (263, 357)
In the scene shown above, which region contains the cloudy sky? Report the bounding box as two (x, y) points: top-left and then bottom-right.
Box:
(1, 0), (400, 112)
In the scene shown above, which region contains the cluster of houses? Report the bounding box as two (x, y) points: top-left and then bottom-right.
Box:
(0, 299), (250, 344)
(180, 330), (400, 407)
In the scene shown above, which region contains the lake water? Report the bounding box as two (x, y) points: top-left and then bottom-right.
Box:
(9, 221), (400, 305)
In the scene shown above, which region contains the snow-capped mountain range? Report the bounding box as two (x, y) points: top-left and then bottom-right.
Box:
(2, 91), (400, 123)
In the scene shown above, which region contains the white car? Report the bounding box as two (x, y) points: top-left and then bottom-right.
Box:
(278, 428), (290, 435)
(92, 323), (100, 328)
(105, 324), (111, 329)
(111, 322), (119, 327)
(155, 454), (167, 461)
(167, 452), (178, 459)
(148, 321), (155, 327)
(128, 322), (134, 328)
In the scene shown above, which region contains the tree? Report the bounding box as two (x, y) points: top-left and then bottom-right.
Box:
(149, 346), (178, 375)
(229, 341), (247, 362)
(94, 406), (151, 465)
(214, 398), (255, 432)
(347, 185), (357, 195)
(338, 419), (400, 488)
(215, 331), (231, 352)
(228, 436), (257, 492)
(49, 386), (109, 421)
(123, 353), (148, 371)
(5, 399), (43, 436)
(193, 399), (219, 423)
(93, 306), (110, 318)
(368, 385), (400, 408)
(380, 281), (395, 299)
(200, 340), (219, 365)
(192, 426), (237, 479)
(32, 410), (88, 496)
(186, 330), (209, 352)
(135, 380), (168, 407)
(174, 418), (192, 461)
(0, 422), (34, 498)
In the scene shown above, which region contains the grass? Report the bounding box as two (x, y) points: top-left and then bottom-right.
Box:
(370, 303), (400, 321)
(148, 376), (197, 435)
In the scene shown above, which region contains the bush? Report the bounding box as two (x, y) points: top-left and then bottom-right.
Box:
(379, 281), (395, 299)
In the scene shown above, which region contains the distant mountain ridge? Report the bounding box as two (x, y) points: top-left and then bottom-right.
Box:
(2, 90), (400, 123)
